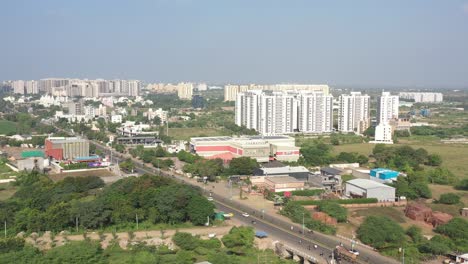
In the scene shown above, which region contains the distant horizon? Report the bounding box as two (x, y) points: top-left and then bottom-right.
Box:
(2, 77), (467, 91)
(2, 1), (468, 88)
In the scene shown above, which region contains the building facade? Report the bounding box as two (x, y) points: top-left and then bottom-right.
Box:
(45, 137), (90, 161)
(177, 82), (194, 100)
(235, 90), (332, 135)
(377, 91), (399, 124)
(399, 92), (443, 103)
(224, 84), (330, 102)
(338, 92), (370, 134)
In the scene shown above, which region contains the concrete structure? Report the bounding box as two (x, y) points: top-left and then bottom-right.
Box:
(177, 82), (193, 100)
(116, 137), (163, 146)
(111, 115), (123, 124)
(345, 179), (396, 201)
(117, 121), (157, 137)
(338, 92), (370, 134)
(371, 122), (393, 144)
(254, 166), (310, 181)
(45, 137), (90, 161)
(264, 176), (305, 192)
(313, 167), (344, 192)
(16, 150), (46, 172)
(12, 80), (25, 94)
(377, 91), (399, 124)
(144, 108), (168, 123)
(235, 90), (333, 135)
(190, 135), (299, 163)
(399, 92), (443, 103)
(224, 83), (329, 101)
(370, 168), (399, 182)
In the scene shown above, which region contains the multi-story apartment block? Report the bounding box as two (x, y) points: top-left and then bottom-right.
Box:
(25, 80), (38, 94)
(338, 92), (370, 134)
(177, 82), (194, 100)
(377, 92), (399, 124)
(235, 90), (333, 135)
(12, 80), (25, 94)
(399, 92), (443, 103)
(225, 84), (330, 101)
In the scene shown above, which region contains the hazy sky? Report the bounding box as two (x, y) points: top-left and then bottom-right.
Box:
(1, 0), (468, 88)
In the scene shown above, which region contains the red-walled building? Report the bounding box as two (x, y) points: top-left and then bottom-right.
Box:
(45, 137), (89, 161)
(190, 135), (300, 163)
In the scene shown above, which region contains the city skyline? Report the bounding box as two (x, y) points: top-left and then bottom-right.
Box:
(1, 0), (468, 88)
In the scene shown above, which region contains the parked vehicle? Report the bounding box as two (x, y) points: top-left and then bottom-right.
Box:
(242, 212), (250, 217)
(207, 197), (214, 201)
(334, 246), (357, 262)
(255, 231), (268, 238)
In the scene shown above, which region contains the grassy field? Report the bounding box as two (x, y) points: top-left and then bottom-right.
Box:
(168, 127), (229, 140)
(0, 120), (17, 135)
(0, 182), (17, 201)
(333, 142), (468, 179)
(429, 184), (468, 205)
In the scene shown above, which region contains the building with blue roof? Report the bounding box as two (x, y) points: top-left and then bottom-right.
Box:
(370, 168), (399, 182)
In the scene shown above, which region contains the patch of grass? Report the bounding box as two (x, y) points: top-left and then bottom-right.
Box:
(429, 184), (468, 205)
(333, 142), (468, 179)
(354, 207), (407, 223)
(0, 120), (17, 135)
(168, 127), (228, 140)
(0, 182), (17, 201)
(428, 203), (462, 217)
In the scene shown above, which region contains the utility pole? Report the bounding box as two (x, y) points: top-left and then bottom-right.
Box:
(302, 212), (305, 235)
(136, 214), (139, 230)
(402, 248), (405, 264)
(4, 221), (6, 238)
(75, 217), (79, 233)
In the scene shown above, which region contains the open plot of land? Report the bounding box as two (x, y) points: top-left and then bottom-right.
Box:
(333, 142), (468, 179)
(0, 120), (17, 135)
(49, 169), (116, 181)
(168, 127), (229, 140)
(0, 182), (17, 201)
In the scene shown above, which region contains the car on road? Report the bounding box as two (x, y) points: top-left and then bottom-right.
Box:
(349, 249), (360, 256)
(242, 212), (250, 217)
(207, 197), (214, 201)
(208, 233), (216, 238)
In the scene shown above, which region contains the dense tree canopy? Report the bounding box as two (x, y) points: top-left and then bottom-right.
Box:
(357, 216), (405, 249)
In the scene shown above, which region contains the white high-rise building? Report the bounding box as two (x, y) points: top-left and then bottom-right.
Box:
(235, 90), (333, 135)
(297, 91), (333, 134)
(128, 80), (140, 96)
(12, 80), (25, 94)
(338, 92), (370, 134)
(225, 84), (330, 101)
(399, 92), (443, 103)
(25, 80), (38, 94)
(377, 92), (399, 124)
(177, 82), (193, 100)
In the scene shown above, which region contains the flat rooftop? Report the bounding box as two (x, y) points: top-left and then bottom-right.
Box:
(47, 137), (87, 144)
(260, 166), (309, 174)
(347, 179), (395, 190)
(191, 135), (293, 142)
(266, 175), (301, 184)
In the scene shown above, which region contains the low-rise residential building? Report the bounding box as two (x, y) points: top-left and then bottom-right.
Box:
(254, 166), (310, 181)
(117, 121), (157, 137)
(345, 179), (396, 201)
(370, 168), (400, 183)
(264, 176), (305, 193)
(315, 167), (344, 192)
(144, 108), (168, 123)
(111, 114), (123, 124)
(190, 135), (300, 163)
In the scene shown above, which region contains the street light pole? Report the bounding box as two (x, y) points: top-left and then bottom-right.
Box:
(302, 212), (305, 235)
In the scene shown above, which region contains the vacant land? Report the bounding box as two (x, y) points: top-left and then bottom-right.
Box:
(168, 127), (228, 140)
(0, 182), (17, 201)
(333, 142), (468, 179)
(49, 169), (116, 181)
(0, 120), (17, 135)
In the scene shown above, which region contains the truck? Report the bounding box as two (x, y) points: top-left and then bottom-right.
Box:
(334, 246), (357, 262)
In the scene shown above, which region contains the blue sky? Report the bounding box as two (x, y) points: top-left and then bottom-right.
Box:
(1, 0), (468, 88)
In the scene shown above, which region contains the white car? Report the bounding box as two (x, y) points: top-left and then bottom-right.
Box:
(208, 233), (216, 238)
(349, 249), (360, 256)
(242, 212), (250, 217)
(207, 197), (214, 201)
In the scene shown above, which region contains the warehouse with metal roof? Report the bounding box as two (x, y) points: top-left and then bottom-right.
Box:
(345, 179), (396, 202)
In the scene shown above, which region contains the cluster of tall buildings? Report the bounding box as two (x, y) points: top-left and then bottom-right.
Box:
(235, 90), (333, 135)
(372, 92), (400, 144)
(399, 92), (443, 103)
(9, 78), (141, 97)
(225, 84), (330, 101)
(146, 82), (211, 100)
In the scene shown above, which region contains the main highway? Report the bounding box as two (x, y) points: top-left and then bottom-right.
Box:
(47, 123), (398, 264)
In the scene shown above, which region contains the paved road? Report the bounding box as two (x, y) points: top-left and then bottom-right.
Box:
(48, 125), (398, 264)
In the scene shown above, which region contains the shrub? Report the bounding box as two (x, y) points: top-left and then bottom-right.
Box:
(437, 193), (460, 205)
(316, 201), (347, 222)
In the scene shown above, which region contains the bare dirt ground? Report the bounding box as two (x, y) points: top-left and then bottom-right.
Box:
(48, 169), (116, 181)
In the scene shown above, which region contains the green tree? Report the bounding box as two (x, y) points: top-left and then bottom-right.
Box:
(228, 157), (259, 175)
(221, 226), (255, 254)
(406, 225), (423, 244)
(42, 240), (106, 264)
(456, 179), (468, 190)
(437, 193), (460, 205)
(426, 154), (442, 166)
(316, 201), (347, 222)
(154, 146), (166, 157)
(357, 216), (405, 249)
(187, 196), (215, 226)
